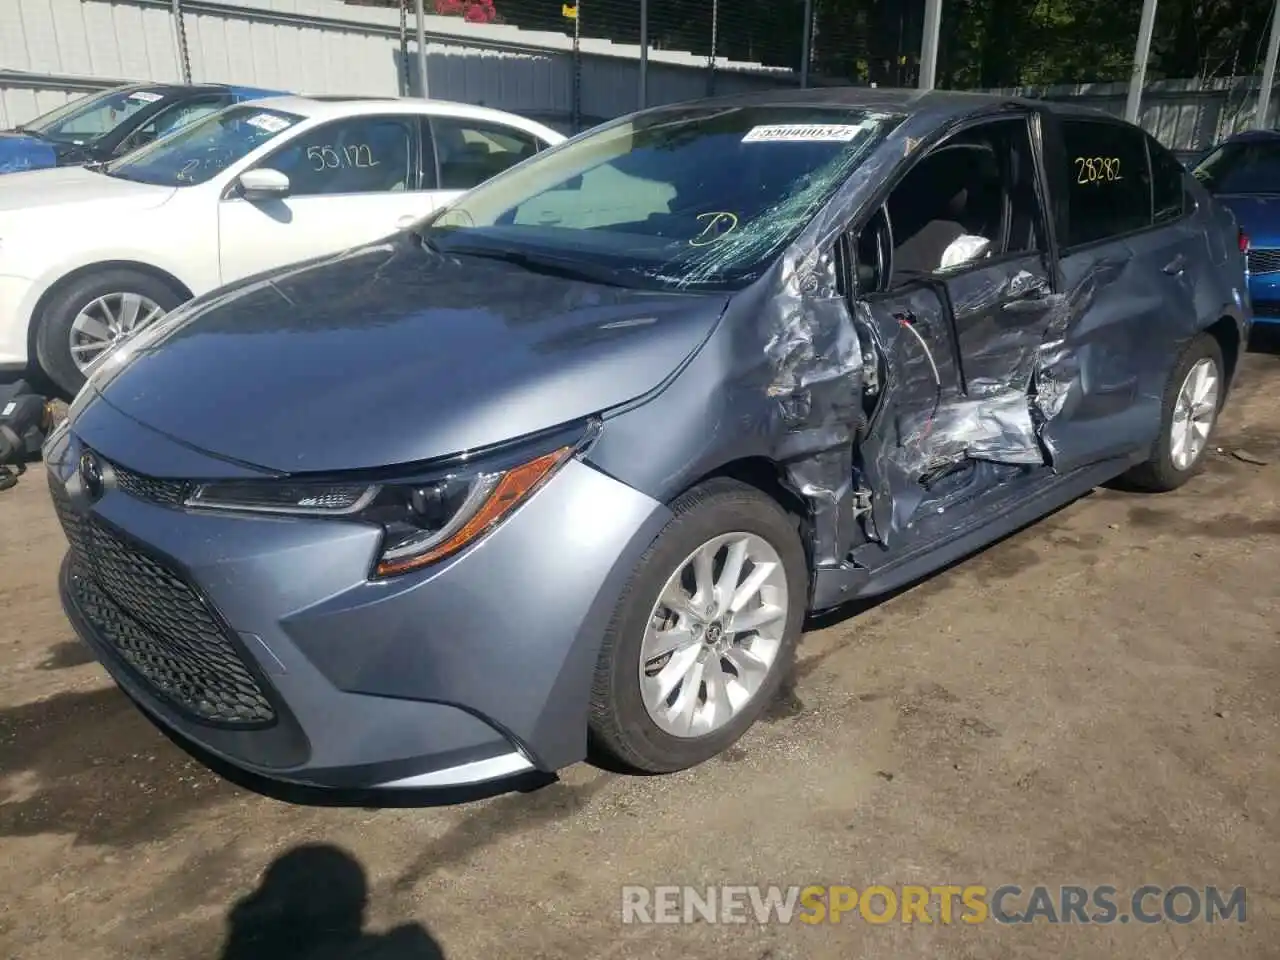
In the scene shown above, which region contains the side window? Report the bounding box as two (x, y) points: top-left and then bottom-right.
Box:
(872, 117), (1044, 288)
(260, 116), (415, 197)
(1149, 134), (1190, 225)
(1059, 119), (1152, 247)
(432, 118), (541, 191)
(114, 97), (229, 156)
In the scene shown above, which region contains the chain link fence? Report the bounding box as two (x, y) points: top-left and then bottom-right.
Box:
(7, 0), (1280, 151)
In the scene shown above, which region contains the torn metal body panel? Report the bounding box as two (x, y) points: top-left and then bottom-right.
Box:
(592, 91), (1248, 615)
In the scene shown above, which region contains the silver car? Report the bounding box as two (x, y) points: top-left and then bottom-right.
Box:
(47, 88), (1249, 800)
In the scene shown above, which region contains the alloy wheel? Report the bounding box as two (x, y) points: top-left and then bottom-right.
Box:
(1170, 357), (1220, 471)
(69, 292), (167, 374)
(639, 532), (789, 738)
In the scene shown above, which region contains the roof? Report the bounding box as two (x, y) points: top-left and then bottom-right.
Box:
(240, 94), (560, 130)
(637, 85), (1120, 125)
(1221, 128), (1280, 142)
(109, 81), (286, 97)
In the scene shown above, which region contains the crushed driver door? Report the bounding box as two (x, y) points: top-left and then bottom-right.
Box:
(849, 113), (1059, 550)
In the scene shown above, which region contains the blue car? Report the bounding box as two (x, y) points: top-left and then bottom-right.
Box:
(1192, 130), (1280, 323)
(0, 82), (285, 175)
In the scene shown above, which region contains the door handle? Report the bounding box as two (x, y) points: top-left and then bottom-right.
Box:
(1163, 253), (1187, 275)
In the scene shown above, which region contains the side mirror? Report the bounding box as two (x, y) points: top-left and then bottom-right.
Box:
(238, 168), (291, 201)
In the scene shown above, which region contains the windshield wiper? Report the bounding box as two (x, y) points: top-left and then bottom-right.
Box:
(409, 229), (442, 254)
(436, 244), (640, 288)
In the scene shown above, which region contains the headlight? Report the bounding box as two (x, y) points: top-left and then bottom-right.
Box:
(185, 419), (600, 577)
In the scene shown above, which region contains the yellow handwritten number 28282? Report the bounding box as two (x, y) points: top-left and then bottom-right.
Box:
(1073, 157), (1122, 185)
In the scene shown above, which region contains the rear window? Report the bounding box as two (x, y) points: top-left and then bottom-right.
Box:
(1192, 139), (1280, 195)
(1059, 118), (1153, 247)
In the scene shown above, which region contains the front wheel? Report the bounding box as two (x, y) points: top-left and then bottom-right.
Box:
(1123, 333), (1225, 492)
(35, 268), (186, 398)
(588, 478), (808, 774)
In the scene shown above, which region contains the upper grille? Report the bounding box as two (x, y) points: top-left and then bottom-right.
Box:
(110, 462), (189, 507)
(50, 474), (275, 727)
(1247, 247), (1280, 275)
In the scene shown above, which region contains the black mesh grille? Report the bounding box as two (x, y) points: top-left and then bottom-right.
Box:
(111, 463), (189, 507)
(50, 474), (275, 727)
(1247, 248), (1280, 275)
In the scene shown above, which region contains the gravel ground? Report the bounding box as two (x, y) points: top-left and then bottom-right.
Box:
(2, 339), (1279, 960)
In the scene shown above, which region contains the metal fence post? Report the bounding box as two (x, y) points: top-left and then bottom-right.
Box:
(638, 0), (648, 109)
(706, 0), (719, 97)
(800, 0), (813, 88)
(415, 0), (429, 98)
(171, 0), (192, 84)
(918, 0), (941, 90)
(1256, 0), (1280, 128)
(572, 2), (582, 132)
(1124, 0), (1158, 124)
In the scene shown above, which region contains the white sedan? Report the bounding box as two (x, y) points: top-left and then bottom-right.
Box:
(0, 96), (565, 395)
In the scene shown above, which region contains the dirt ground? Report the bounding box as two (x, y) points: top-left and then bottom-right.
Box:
(3, 341), (1280, 960)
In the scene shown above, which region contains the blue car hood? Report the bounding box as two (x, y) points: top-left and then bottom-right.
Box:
(86, 236), (729, 474)
(0, 132), (57, 174)
(1214, 194), (1280, 247)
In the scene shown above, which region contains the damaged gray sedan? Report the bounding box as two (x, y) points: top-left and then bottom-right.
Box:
(50, 88), (1250, 796)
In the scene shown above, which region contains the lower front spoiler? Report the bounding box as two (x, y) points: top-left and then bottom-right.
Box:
(139, 705), (559, 808)
(58, 555), (557, 807)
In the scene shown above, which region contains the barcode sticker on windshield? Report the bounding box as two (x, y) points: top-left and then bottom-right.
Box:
(245, 113), (289, 133)
(742, 124), (867, 143)
(127, 91), (165, 103)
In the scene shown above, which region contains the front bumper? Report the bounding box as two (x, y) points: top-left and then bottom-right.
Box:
(1247, 271), (1280, 324)
(46, 404), (669, 799)
(0, 273), (37, 371)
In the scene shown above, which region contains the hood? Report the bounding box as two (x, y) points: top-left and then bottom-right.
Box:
(88, 237), (729, 474)
(0, 164), (176, 216)
(0, 131), (58, 174)
(1214, 194), (1280, 247)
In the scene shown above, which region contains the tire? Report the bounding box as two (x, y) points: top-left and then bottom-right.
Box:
(1123, 333), (1225, 492)
(588, 478), (808, 774)
(35, 268), (187, 398)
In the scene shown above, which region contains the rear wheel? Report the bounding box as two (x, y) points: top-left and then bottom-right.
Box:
(1124, 333), (1224, 492)
(35, 268), (186, 398)
(588, 478), (808, 773)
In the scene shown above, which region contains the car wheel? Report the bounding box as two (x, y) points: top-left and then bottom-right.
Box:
(1124, 333), (1225, 492)
(588, 478), (808, 773)
(35, 268), (186, 398)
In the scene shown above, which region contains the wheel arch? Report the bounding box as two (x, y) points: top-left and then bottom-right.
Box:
(26, 259), (195, 363)
(1204, 314), (1241, 395)
(683, 456), (817, 573)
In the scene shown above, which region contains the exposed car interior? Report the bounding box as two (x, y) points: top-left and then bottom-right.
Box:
(855, 121), (1043, 292)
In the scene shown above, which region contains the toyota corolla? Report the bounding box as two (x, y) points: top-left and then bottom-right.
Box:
(47, 89), (1249, 800)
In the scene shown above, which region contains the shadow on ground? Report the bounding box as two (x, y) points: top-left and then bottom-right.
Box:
(220, 844), (445, 960)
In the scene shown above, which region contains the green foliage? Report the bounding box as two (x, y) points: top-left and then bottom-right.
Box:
(351, 0), (1278, 87)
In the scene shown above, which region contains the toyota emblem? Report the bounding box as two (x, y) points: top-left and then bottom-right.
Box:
(79, 451), (105, 502)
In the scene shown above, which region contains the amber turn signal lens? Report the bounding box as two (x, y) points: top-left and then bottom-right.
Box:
(374, 445), (573, 577)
